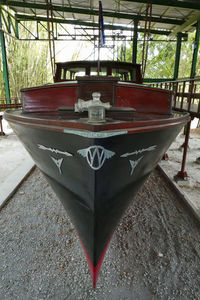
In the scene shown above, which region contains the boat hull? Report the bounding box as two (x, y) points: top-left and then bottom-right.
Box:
(5, 115), (187, 286)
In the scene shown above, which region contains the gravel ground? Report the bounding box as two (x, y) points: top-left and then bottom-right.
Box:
(0, 168), (200, 300)
(160, 129), (200, 211)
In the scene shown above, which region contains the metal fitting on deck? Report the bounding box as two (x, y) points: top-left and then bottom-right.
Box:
(75, 92), (111, 122)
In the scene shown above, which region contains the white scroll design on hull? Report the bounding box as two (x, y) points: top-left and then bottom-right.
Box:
(38, 144), (73, 157)
(129, 156), (143, 175)
(120, 145), (157, 158)
(78, 146), (115, 170)
(50, 156), (63, 174)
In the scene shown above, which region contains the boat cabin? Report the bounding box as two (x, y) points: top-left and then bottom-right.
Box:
(21, 60), (172, 116)
(54, 60), (143, 84)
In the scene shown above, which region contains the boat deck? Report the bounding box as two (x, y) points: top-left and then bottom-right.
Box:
(5, 110), (188, 133)
(8, 110), (183, 121)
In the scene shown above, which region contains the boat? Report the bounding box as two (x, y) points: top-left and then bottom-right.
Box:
(4, 60), (190, 287)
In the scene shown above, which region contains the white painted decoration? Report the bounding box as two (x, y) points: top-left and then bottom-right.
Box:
(78, 146), (115, 170)
(38, 144), (73, 157)
(121, 145), (157, 158)
(50, 156), (63, 174)
(129, 156), (143, 175)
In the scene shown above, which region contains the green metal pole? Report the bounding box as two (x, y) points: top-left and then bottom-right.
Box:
(173, 32), (182, 80)
(8, 14), (11, 33)
(132, 19), (138, 64)
(190, 20), (200, 78)
(15, 17), (19, 39)
(0, 10), (11, 103)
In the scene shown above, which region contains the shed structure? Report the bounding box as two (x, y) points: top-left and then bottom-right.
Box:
(0, 0), (200, 100)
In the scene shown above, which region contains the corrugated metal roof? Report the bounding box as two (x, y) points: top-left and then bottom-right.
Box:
(1, 0), (200, 33)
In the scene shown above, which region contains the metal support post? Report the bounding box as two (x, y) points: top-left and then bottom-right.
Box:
(46, 0), (56, 79)
(132, 19), (138, 64)
(0, 31), (11, 103)
(7, 14), (11, 33)
(15, 17), (19, 39)
(173, 32), (182, 80)
(190, 21), (200, 165)
(0, 11), (11, 104)
(36, 21), (39, 39)
(174, 119), (192, 181)
(190, 20), (200, 78)
(162, 153), (169, 160)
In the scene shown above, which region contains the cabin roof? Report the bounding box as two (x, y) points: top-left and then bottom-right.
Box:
(56, 60), (141, 68)
(4, 0), (200, 34)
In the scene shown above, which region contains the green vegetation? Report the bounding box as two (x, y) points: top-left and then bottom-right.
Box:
(119, 32), (200, 79)
(7, 38), (51, 98)
(0, 22), (52, 99)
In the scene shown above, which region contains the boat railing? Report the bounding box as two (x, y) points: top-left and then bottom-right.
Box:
(149, 78), (200, 119)
(0, 97), (22, 111)
(0, 97), (22, 135)
(149, 78), (200, 181)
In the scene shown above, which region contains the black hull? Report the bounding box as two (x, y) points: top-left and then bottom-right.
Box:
(7, 120), (185, 286)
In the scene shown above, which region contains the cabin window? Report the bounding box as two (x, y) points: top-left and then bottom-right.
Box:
(55, 63), (141, 83)
(61, 68), (65, 80)
(111, 68), (128, 81)
(90, 67), (107, 76)
(66, 70), (73, 80)
(110, 68), (137, 82)
(60, 68), (86, 80)
(130, 69), (136, 81)
(68, 67), (86, 78)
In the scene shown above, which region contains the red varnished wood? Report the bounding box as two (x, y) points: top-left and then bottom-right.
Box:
(115, 83), (172, 115)
(21, 79), (172, 115)
(22, 83), (77, 112)
(77, 76), (119, 104)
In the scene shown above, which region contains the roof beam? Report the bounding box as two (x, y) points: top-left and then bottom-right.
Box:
(0, 0), (185, 25)
(169, 12), (200, 37)
(15, 13), (188, 38)
(15, 13), (188, 37)
(120, 0), (200, 10)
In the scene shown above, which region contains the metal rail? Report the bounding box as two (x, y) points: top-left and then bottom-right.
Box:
(150, 78), (200, 118)
(150, 78), (200, 180)
(0, 97), (21, 110)
(0, 98), (22, 135)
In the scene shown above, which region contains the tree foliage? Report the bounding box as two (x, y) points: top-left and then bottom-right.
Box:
(120, 31), (200, 79)
(0, 22), (51, 99)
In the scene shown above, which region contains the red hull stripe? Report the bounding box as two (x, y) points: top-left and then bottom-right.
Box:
(79, 237), (112, 288)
